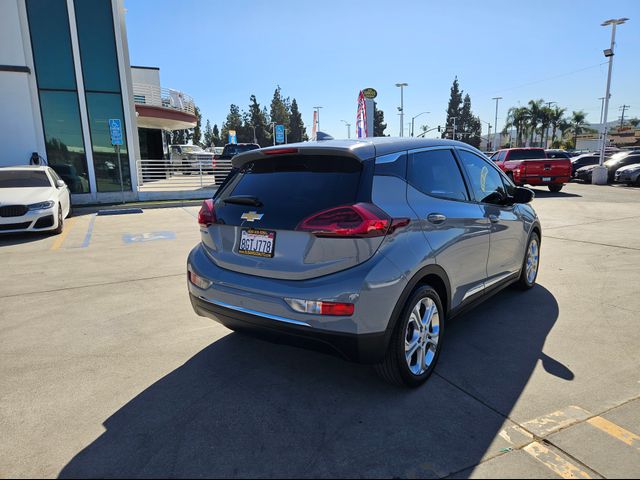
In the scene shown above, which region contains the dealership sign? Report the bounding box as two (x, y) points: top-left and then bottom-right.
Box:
(362, 88), (377, 100)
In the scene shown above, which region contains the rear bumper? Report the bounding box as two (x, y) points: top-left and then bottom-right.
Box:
(517, 175), (569, 185)
(190, 293), (387, 363)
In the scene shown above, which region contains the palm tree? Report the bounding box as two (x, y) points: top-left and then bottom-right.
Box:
(526, 99), (545, 146)
(549, 106), (567, 147)
(569, 111), (589, 148)
(504, 107), (528, 147)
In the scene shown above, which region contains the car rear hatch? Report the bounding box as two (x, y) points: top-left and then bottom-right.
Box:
(199, 151), (390, 280)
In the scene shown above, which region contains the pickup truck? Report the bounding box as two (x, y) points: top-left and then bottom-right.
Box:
(490, 148), (571, 192)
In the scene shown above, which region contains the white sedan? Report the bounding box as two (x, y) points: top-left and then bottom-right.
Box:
(0, 166), (72, 235)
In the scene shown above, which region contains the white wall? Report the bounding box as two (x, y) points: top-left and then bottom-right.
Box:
(0, 0), (44, 167)
(131, 66), (160, 87)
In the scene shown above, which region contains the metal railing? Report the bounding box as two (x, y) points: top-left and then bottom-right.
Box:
(135, 159), (232, 193)
(132, 83), (196, 116)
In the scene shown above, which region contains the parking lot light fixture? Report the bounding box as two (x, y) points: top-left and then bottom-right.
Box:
(594, 17), (629, 185)
(396, 83), (408, 137)
(411, 112), (430, 137)
(341, 120), (352, 139)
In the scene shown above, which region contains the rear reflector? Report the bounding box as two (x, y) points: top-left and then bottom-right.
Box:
(285, 298), (355, 316)
(296, 203), (408, 238)
(198, 199), (216, 227)
(189, 270), (212, 289)
(262, 147), (299, 155)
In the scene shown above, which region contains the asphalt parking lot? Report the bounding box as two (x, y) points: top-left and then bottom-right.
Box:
(1, 183), (639, 479)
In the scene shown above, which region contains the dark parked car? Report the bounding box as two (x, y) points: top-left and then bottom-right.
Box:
(545, 149), (572, 160)
(213, 143), (261, 185)
(570, 154), (601, 177)
(189, 138), (541, 387)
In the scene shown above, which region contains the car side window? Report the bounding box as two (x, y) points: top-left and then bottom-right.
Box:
(408, 149), (468, 201)
(48, 169), (61, 184)
(498, 151), (507, 162)
(457, 149), (509, 205)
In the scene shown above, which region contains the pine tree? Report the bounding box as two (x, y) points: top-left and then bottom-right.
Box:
(248, 95), (270, 146)
(212, 124), (220, 146)
(270, 86), (290, 132)
(288, 98), (306, 143)
(203, 119), (213, 148)
(458, 94), (482, 148)
(192, 106), (202, 145)
(373, 102), (387, 136)
(444, 77), (463, 139)
(220, 104), (244, 145)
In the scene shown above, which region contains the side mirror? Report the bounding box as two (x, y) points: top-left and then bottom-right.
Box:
(512, 187), (534, 204)
(56, 179), (66, 189)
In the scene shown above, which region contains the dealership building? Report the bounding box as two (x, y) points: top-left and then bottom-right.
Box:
(0, 0), (198, 203)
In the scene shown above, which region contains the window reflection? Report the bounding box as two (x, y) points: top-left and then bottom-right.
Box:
(86, 93), (131, 192)
(74, 0), (121, 93)
(40, 92), (90, 193)
(25, 0), (76, 90)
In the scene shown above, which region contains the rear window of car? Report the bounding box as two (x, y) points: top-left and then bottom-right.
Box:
(0, 170), (51, 188)
(222, 144), (259, 157)
(546, 151), (570, 159)
(214, 155), (366, 230)
(507, 149), (546, 160)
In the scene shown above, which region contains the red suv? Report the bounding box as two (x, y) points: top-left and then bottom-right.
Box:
(490, 148), (571, 192)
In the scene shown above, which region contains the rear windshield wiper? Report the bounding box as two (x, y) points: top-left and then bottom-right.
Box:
(222, 195), (263, 207)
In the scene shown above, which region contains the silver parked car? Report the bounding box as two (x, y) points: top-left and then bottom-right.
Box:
(187, 138), (541, 387)
(614, 163), (640, 186)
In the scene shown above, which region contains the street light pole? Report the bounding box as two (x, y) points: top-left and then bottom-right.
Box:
(545, 101), (556, 148)
(396, 83), (408, 137)
(341, 120), (351, 139)
(411, 111), (430, 137)
(594, 17), (629, 185)
(492, 97), (502, 149)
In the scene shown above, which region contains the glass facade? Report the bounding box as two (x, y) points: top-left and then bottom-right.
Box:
(26, 0), (90, 193)
(86, 93), (131, 191)
(74, 0), (131, 192)
(39, 91), (91, 193)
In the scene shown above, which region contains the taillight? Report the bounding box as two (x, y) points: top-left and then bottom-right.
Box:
(296, 203), (407, 238)
(198, 199), (216, 227)
(285, 298), (355, 316)
(263, 147), (299, 155)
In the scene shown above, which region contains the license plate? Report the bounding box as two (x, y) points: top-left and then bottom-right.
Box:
(542, 177), (551, 182)
(239, 229), (276, 258)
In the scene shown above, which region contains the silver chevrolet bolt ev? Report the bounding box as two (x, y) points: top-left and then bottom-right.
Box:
(188, 138), (541, 387)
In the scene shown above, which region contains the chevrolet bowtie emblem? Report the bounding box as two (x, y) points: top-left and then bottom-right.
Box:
(241, 211), (263, 222)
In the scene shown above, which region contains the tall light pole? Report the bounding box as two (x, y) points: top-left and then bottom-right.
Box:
(269, 122), (276, 146)
(480, 119), (492, 150)
(396, 83), (408, 137)
(492, 97), (502, 149)
(598, 97), (606, 151)
(341, 120), (351, 139)
(411, 111), (430, 137)
(313, 106), (323, 133)
(594, 17), (629, 185)
(545, 101), (556, 148)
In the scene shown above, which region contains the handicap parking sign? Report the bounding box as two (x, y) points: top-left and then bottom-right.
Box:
(275, 124), (285, 144)
(109, 119), (123, 146)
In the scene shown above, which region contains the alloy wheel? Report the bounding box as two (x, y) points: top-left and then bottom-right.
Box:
(526, 238), (539, 284)
(404, 297), (440, 375)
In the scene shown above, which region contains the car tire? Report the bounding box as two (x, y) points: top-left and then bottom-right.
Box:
(516, 232), (540, 290)
(548, 184), (563, 193)
(374, 285), (444, 388)
(53, 205), (64, 235)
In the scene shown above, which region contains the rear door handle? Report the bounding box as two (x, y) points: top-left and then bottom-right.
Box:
(427, 213), (447, 225)
(489, 214), (499, 223)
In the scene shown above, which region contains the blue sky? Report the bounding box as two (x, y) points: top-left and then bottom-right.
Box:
(124, 0), (639, 140)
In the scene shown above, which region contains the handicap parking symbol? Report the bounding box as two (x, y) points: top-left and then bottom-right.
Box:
(122, 231), (176, 244)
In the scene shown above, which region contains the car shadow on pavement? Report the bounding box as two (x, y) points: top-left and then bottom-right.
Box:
(530, 188), (581, 198)
(59, 285), (566, 479)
